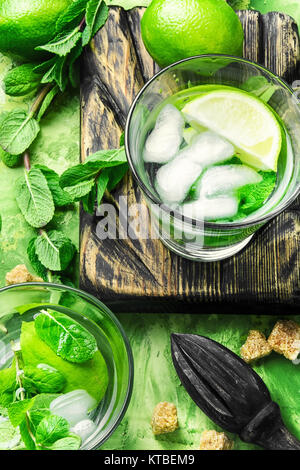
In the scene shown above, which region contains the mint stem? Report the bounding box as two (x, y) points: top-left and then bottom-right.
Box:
(30, 83), (52, 116)
(79, 16), (86, 32)
(23, 84), (52, 172)
(12, 345), (25, 401)
(23, 151), (31, 172)
(12, 344), (37, 445)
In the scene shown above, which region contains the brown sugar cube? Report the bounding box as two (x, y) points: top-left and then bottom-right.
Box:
(199, 430), (234, 450)
(268, 320), (300, 361)
(151, 402), (178, 435)
(240, 330), (272, 363)
(5, 264), (43, 286)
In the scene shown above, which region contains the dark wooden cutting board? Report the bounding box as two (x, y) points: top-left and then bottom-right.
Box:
(80, 7), (300, 314)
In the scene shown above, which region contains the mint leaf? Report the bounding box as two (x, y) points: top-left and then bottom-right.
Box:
(56, 0), (89, 33)
(4, 64), (42, 97)
(0, 111), (8, 126)
(23, 365), (66, 394)
(34, 230), (76, 271)
(119, 132), (125, 147)
(34, 310), (98, 363)
(0, 110), (40, 155)
(228, 0), (250, 8)
(34, 164), (73, 206)
(7, 398), (34, 427)
(0, 366), (16, 407)
(0, 390), (16, 408)
(82, 182), (97, 213)
(238, 171), (277, 215)
(68, 43), (83, 88)
(37, 28), (82, 57)
(60, 147), (127, 189)
(49, 434), (81, 450)
(60, 163), (102, 188)
(86, 147), (127, 166)
(41, 56), (69, 92)
(34, 58), (56, 74)
(35, 414), (69, 447)
(96, 171), (109, 207)
(82, 0), (108, 46)
(96, 163), (128, 207)
(27, 237), (48, 281)
(106, 163), (128, 191)
(28, 393), (59, 433)
(16, 168), (55, 228)
(0, 151), (22, 168)
(37, 86), (60, 122)
(0, 368), (15, 393)
(19, 420), (35, 450)
(63, 179), (95, 201)
(105, 0), (151, 9)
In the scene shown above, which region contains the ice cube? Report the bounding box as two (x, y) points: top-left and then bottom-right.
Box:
(71, 419), (97, 442)
(156, 154), (202, 203)
(50, 390), (97, 427)
(143, 104), (184, 163)
(186, 131), (235, 166)
(180, 195), (238, 220)
(195, 164), (262, 198)
(154, 130), (236, 204)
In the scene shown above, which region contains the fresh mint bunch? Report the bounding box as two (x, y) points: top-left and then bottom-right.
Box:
(0, 0), (130, 284)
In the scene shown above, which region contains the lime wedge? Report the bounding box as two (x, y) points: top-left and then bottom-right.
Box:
(182, 89), (282, 171)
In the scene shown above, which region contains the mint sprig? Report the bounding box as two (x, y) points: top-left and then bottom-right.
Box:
(3, 344), (81, 450)
(0, 1), (130, 283)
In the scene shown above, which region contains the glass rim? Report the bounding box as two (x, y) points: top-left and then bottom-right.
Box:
(0, 281), (134, 450)
(125, 53), (300, 230)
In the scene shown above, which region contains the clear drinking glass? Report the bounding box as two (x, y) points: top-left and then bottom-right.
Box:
(125, 55), (300, 261)
(0, 283), (134, 450)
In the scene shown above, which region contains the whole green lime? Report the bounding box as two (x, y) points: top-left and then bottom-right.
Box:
(141, 0), (244, 68)
(0, 0), (73, 61)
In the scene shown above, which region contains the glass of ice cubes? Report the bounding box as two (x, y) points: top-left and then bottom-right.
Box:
(125, 55), (300, 261)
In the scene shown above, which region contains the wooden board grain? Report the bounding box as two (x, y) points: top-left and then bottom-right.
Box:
(80, 8), (300, 314)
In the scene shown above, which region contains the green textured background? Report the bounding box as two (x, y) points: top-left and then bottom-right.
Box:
(0, 0), (299, 452)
